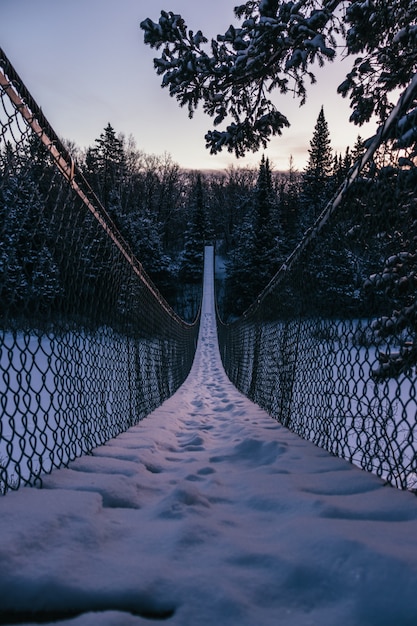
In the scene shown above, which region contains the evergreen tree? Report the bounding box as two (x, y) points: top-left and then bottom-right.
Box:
(305, 106), (333, 188)
(84, 123), (126, 213)
(134, 215), (175, 298)
(142, 1), (417, 158)
(225, 156), (280, 317)
(175, 174), (208, 320)
(82, 127), (180, 303)
(0, 165), (62, 316)
(302, 106), (334, 224)
(251, 156), (280, 285)
(224, 217), (255, 317)
(179, 173), (207, 283)
(332, 148), (352, 188)
(211, 166), (256, 252)
(343, 147), (352, 174)
(351, 135), (364, 161)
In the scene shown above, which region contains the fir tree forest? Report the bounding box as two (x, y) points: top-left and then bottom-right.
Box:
(0, 108), (368, 322)
(1, 107), (410, 326)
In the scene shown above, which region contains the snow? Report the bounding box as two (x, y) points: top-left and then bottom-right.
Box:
(0, 330), (159, 479)
(1, 246), (417, 625)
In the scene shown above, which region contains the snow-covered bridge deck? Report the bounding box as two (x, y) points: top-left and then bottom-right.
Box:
(1, 247), (417, 626)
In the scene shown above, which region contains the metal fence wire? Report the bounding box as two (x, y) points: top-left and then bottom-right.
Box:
(217, 78), (417, 491)
(0, 48), (199, 494)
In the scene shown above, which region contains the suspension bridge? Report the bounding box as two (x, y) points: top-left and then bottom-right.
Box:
(1, 48), (417, 624)
(1, 246), (417, 625)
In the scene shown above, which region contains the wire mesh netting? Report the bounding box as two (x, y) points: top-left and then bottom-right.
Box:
(0, 48), (199, 494)
(217, 81), (417, 491)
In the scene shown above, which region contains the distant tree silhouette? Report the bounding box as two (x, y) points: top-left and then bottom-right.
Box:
(301, 106), (333, 224)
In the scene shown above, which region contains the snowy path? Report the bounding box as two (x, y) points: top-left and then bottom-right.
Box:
(1, 247), (417, 626)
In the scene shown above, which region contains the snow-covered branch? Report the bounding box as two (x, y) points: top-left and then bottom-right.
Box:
(141, 1), (417, 157)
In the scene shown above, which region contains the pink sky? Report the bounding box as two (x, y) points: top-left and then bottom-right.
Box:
(1, 0), (376, 171)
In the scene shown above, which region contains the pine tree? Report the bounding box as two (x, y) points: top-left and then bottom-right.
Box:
(251, 156), (280, 285)
(302, 106), (334, 224)
(179, 173), (207, 284)
(224, 217), (255, 317)
(225, 157), (280, 316)
(134, 215), (175, 297)
(343, 147), (352, 173)
(351, 135), (367, 167)
(84, 123), (126, 212)
(332, 148), (352, 188)
(0, 164), (62, 316)
(305, 106), (333, 184)
(213, 166), (256, 252)
(174, 174), (208, 320)
(142, 1), (417, 158)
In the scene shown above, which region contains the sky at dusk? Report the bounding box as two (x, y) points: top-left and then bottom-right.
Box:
(1, 0), (377, 172)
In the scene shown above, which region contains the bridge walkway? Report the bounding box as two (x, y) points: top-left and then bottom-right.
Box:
(1, 248), (417, 625)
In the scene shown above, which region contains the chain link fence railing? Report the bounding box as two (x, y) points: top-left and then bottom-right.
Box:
(218, 77), (417, 490)
(0, 48), (200, 494)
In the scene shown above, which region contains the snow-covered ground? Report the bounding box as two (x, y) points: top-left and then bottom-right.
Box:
(1, 247), (417, 626)
(239, 317), (417, 488)
(0, 327), (183, 486)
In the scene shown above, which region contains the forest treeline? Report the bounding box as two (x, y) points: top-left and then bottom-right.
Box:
(1, 107), (416, 341)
